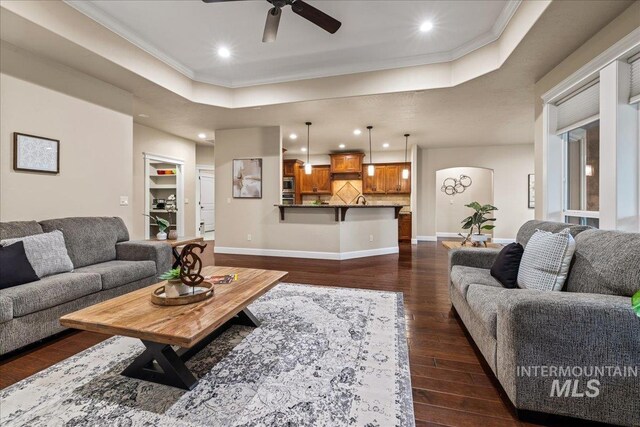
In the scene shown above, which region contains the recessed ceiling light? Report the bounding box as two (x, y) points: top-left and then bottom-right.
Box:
(383, 143), (390, 148)
(198, 133), (207, 139)
(353, 129), (362, 135)
(289, 133), (298, 140)
(339, 144), (346, 149)
(218, 47), (231, 58)
(301, 147), (307, 152)
(420, 21), (433, 32)
(138, 113), (149, 118)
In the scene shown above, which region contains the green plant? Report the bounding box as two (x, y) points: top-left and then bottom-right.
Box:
(460, 202), (497, 244)
(159, 268), (181, 281)
(633, 290), (640, 318)
(143, 214), (170, 233)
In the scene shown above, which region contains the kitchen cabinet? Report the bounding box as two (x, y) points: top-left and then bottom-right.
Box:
(300, 165), (331, 194)
(330, 153), (365, 174)
(398, 213), (412, 242)
(283, 159), (302, 177)
(362, 165), (386, 194)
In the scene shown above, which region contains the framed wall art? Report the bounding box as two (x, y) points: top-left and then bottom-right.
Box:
(528, 174), (535, 209)
(232, 158), (262, 198)
(13, 132), (60, 174)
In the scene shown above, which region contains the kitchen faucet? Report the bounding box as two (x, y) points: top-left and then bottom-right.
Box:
(355, 195), (367, 205)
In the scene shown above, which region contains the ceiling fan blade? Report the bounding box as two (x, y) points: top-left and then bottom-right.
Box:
(290, 0), (341, 34)
(262, 7), (281, 43)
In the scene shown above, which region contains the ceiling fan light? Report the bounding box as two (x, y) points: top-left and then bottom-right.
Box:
(367, 164), (375, 177)
(402, 168), (410, 180)
(305, 163), (312, 175)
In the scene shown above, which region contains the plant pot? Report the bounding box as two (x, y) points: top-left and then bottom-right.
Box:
(471, 234), (488, 243)
(168, 230), (178, 240)
(165, 279), (190, 298)
(156, 231), (167, 241)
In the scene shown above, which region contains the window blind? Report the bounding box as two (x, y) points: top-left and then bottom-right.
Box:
(630, 58), (640, 103)
(555, 81), (599, 134)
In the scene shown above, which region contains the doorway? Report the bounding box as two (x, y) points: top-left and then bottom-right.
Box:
(197, 169), (215, 240)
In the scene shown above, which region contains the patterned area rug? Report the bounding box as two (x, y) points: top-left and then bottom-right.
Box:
(1, 283), (414, 427)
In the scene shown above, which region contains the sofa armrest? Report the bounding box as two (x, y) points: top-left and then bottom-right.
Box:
(448, 247), (501, 271)
(116, 241), (172, 277)
(496, 290), (640, 425)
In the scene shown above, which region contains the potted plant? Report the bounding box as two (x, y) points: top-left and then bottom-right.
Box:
(460, 202), (498, 246)
(159, 268), (190, 298)
(633, 290), (640, 318)
(144, 214), (170, 240)
(165, 202), (178, 240)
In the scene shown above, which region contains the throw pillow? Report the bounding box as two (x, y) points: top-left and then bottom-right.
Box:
(490, 242), (524, 288)
(0, 241), (40, 289)
(517, 228), (576, 291)
(1, 230), (74, 278)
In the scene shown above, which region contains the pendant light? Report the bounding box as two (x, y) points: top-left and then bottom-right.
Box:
(402, 134), (410, 180)
(367, 125), (374, 176)
(304, 122), (312, 175)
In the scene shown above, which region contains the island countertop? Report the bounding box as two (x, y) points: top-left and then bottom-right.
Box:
(274, 203), (406, 221)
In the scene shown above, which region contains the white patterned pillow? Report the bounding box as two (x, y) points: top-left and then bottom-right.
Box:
(1, 230), (73, 278)
(517, 228), (576, 291)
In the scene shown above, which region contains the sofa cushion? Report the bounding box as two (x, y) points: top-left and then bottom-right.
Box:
(490, 243), (524, 288)
(0, 272), (101, 317)
(0, 241), (39, 289)
(466, 285), (508, 338)
(74, 260), (156, 290)
(0, 221), (44, 240)
(516, 220), (592, 247)
(517, 229), (575, 292)
(450, 266), (502, 299)
(565, 229), (640, 296)
(0, 295), (13, 323)
(39, 217), (129, 268)
(2, 231), (74, 278)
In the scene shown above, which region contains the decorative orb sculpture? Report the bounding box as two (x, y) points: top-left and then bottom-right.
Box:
(179, 243), (207, 287)
(441, 174), (472, 196)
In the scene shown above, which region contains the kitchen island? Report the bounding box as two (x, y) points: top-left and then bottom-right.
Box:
(275, 203), (404, 222)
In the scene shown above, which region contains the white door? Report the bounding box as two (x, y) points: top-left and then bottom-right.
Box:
(200, 172), (215, 232)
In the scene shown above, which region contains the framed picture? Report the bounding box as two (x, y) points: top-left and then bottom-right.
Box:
(528, 174), (535, 209)
(13, 132), (60, 174)
(233, 159), (262, 198)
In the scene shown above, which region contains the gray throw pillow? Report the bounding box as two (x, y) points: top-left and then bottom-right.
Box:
(1, 230), (74, 278)
(517, 228), (576, 291)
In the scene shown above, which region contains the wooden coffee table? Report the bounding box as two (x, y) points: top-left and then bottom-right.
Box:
(60, 266), (288, 390)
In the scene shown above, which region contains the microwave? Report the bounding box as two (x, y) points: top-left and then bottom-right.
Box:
(283, 177), (295, 193)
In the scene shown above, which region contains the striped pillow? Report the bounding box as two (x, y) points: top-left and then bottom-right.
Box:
(517, 228), (576, 291)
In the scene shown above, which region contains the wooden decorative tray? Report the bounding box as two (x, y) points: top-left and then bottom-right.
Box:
(150, 283), (214, 306)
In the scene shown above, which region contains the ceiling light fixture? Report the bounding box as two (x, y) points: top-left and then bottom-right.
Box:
(138, 114), (149, 118)
(289, 133), (297, 140)
(383, 143), (389, 148)
(367, 126), (375, 177)
(353, 129), (362, 136)
(420, 21), (433, 32)
(305, 122), (312, 175)
(402, 134), (410, 180)
(198, 133), (207, 139)
(339, 144), (346, 149)
(301, 147), (307, 152)
(218, 46), (231, 58)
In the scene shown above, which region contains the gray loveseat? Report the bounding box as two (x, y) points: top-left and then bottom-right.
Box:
(0, 217), (172, 355)
(449, 220), (640, 426)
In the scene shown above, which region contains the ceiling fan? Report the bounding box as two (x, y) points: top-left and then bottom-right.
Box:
(202, 0), (342, 43)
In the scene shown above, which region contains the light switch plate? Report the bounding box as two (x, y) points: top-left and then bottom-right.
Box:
(185, 198), (189, 204)
(120, 196), (129, 206)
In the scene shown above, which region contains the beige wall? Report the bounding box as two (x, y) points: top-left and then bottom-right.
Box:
(417, 144), (535, 240)
(196, 144), (215, 167)
(435, 167), (494, 236)
(533, 1), (640, 219)
(132, 124), (197, 239)
(0, 44), (134, 228)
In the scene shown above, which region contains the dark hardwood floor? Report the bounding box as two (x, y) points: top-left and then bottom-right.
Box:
(0, 241), (593, 426)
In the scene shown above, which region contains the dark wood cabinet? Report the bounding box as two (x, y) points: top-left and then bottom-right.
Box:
(398, 213), (412, 242)
(362, 165), (386, 194)
(330, 153), (364, 174)
(283, 159), (302, 177)
(300, 165), (331, 194)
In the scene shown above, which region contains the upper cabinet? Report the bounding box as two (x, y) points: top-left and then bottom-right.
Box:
(299, 165), (331, 194)
(363, 163), (411, 194)
(283, 159), (302, 177)
(330, 153), (365, 175)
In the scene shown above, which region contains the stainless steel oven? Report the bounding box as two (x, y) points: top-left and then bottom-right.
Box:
(283, 177), (295, 193)
(282, 194), (295, 205)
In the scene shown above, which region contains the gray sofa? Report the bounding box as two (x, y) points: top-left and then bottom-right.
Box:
(449, 220), (640, 426)
(0, 217), (172, 355)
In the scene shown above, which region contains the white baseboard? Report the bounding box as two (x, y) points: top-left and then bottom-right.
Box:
(214, 246), (399, 260)
(415, 235), (437, 242)
(492, 238), (516, 244)
(435, 232), (463, 238)
(411, 238), (418, 245)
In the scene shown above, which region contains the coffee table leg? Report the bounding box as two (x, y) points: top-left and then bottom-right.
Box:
(235, 308), (261, 327)
(171, 247), (181, 269)
(121, 340), (198, 390)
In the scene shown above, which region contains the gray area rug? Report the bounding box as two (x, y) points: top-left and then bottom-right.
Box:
(1, 283), (414, 426)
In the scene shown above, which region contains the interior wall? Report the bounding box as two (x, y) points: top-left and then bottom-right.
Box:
(417, 144), (535, 240)
(0, 44), (134, 229)
(132, 123), (196, 239)
(435, 167), (494, 236)
(196, 144), (215, 167)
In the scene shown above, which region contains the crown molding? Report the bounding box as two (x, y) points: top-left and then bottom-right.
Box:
(64, 0), (521, 89)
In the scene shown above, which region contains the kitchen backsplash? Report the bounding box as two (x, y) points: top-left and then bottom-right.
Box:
(301, 179), (411, 212)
